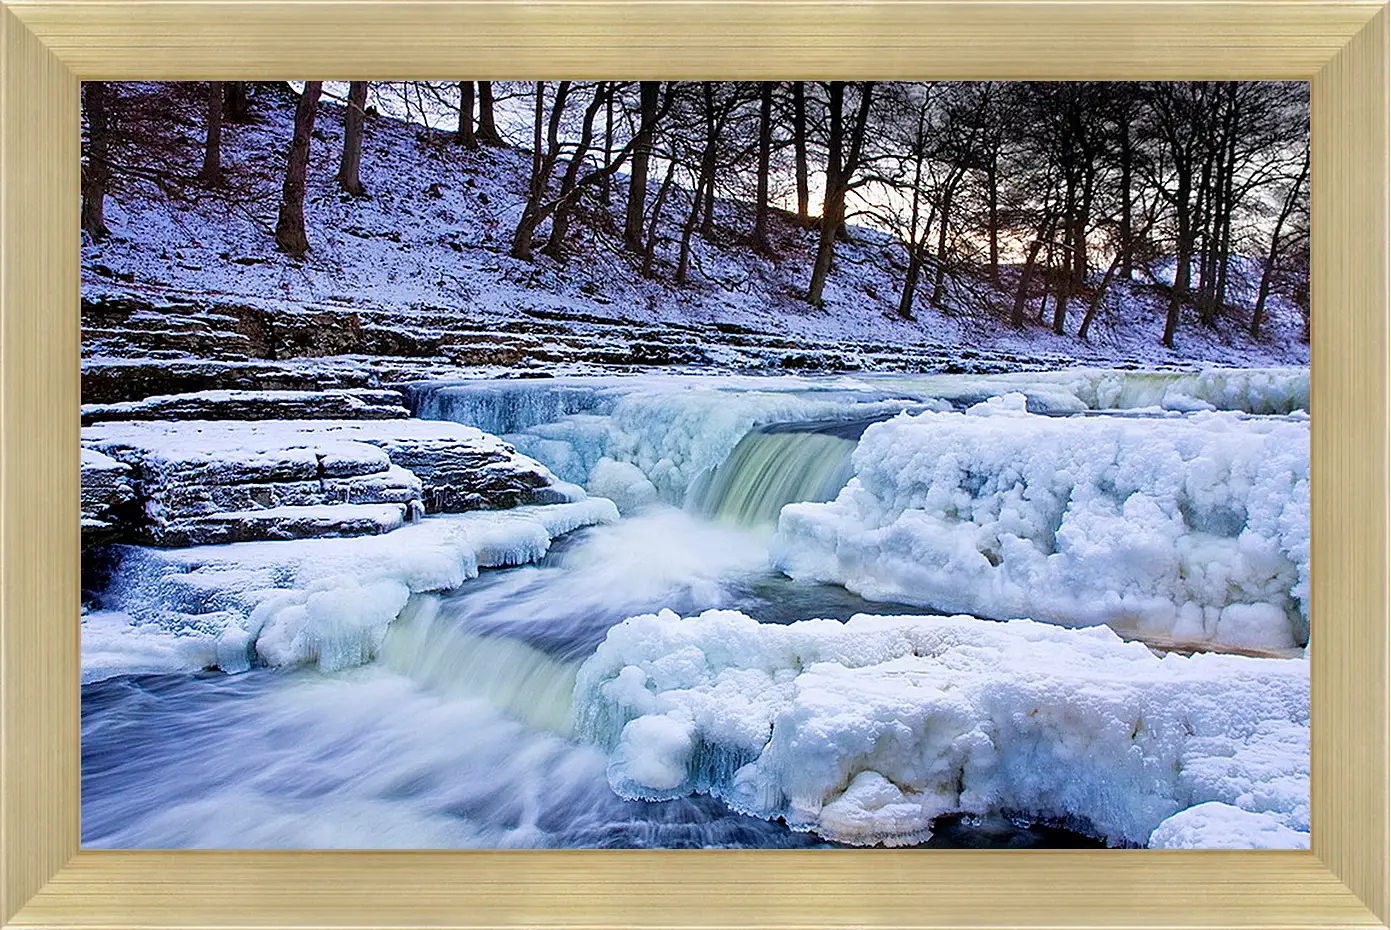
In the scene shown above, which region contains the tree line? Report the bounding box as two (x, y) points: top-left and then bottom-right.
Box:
(81, 80), (1309, 346)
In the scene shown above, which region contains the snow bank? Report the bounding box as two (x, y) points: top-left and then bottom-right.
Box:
(573, 609), (1309, 848)
(85, 499), (618, 680)
(890, 368), (1309, 415)
(773, 397), (1310, 651)
(1148, 802), (1309, 850)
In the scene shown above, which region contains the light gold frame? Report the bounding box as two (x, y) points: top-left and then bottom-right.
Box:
(1, 2), (1386, 927)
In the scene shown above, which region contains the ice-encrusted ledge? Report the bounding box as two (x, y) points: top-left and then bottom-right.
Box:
(573, 609), (1308, 849)
(773, 395), (1310, 652)
(82, 499), (620, 682)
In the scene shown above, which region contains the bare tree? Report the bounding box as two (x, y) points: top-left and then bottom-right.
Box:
(275, 81), (324, 256)
(753, 81), (774, 253)
(476, 82), (504, 145)
(791, 81), (811, 222)
(806, 81), (876, 306)
(624, 81), (661, 251)
(1251, 145), (1309, 337)
(81, 81), (112, 240)
(337, 80), (369, 196)
(456, 81), (477, 149)
(199, 81), (224, 184)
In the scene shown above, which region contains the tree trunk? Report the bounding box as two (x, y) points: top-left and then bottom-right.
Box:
(699, 82), (717, 238)
(476, 82), (504, 145)
(931, 177), (957, 307)
(753, 81), (773, 253)
(1011, 225), (1050, 328)
(676, 176), (709, 286)
(1119, 110), (1134, 279)
(456, 81), (477, 149)
(1252, 150), (1308, 338)
(512, 82), (553, 261)
(1162, 180), (1193, 348)
(792, 81), (810, 222)
(544, 84), (607, 260)
(336, 80), (368, 196)
(806, 81), (845, 306)
(679, 87), (721, 285)
(224, 81), (251, 123)
(986, 156), (999, 286)
(642, 159), (678, 277)
(898, 246), (923, 320)
(624, 81), (659, 251)
(81, 81), (112, 240)
(199, 81), (224, 184)
(275, 81), (323, 256)
(1078, 250), (1123, 341)
(601, 88), (614, 204)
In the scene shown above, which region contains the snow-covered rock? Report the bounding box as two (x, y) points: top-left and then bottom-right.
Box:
(573, 609), (1309, 848)
(773, 398), (1310, 651)
(81, 417), (575, 545)
(81, 448), (138, 545)
(82, 388), (409, 424)
(84, 499), (620, 680)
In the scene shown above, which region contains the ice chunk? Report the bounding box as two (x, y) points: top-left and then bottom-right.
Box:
(773, 406), (1309, 651)
(574, 610), (1308, 848)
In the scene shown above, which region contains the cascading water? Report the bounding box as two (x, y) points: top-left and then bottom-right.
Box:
(691, 424), (860, 527)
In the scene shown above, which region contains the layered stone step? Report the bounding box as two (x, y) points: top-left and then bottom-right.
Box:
(82, 416), (577, 546)
(82, 388), (409, 424)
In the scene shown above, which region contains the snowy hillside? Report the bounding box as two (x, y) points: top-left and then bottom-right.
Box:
(82, 82), (1308, 381)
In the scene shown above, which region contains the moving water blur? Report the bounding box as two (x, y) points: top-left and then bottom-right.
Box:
(691, 420), (867, 526)
(82, 668), (825, 848)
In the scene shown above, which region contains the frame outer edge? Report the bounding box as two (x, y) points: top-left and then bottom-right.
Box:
(0, 1), (1387, 927)
(1310, 4), (1391, 925)
(0, 2), (81, 924)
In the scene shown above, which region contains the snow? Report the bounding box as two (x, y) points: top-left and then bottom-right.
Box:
(84, 499), (619, 680)
(1148, 802), (1310, 850)
(772, 397), (1310, 651)
(573, 609), (1309, 848)
(83, 415), (524, 461)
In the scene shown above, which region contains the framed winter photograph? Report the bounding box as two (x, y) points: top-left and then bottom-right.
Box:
(1, 2), (1387, 929)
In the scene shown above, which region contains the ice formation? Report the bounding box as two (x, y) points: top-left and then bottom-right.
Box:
(773, 395), (1310, 651)
(84, 499), (618, 681)
(573, 609), (1309, 848)
(411, 370), (1308, 523)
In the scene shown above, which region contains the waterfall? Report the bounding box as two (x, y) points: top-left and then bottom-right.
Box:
(692, 420), (868, 527)
(407, 380), (614, 436)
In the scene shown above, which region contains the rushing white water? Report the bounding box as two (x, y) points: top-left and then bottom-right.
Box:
(83, 368), (1312, 850)
(691, 423), (861, 527)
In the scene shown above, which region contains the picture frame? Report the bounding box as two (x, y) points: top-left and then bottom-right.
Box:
(1, 1), (1386, 927)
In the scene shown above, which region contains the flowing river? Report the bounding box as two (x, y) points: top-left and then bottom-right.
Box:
(81, 369), (1310, 849)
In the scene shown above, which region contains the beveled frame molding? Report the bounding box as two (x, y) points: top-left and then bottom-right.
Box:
(1, 2), (1386, 927)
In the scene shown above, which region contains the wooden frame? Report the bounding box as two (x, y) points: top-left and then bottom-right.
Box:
(1, 1), (1386, 926)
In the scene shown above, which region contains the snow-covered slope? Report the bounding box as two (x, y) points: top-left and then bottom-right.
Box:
(83, 82), (1309, 374)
